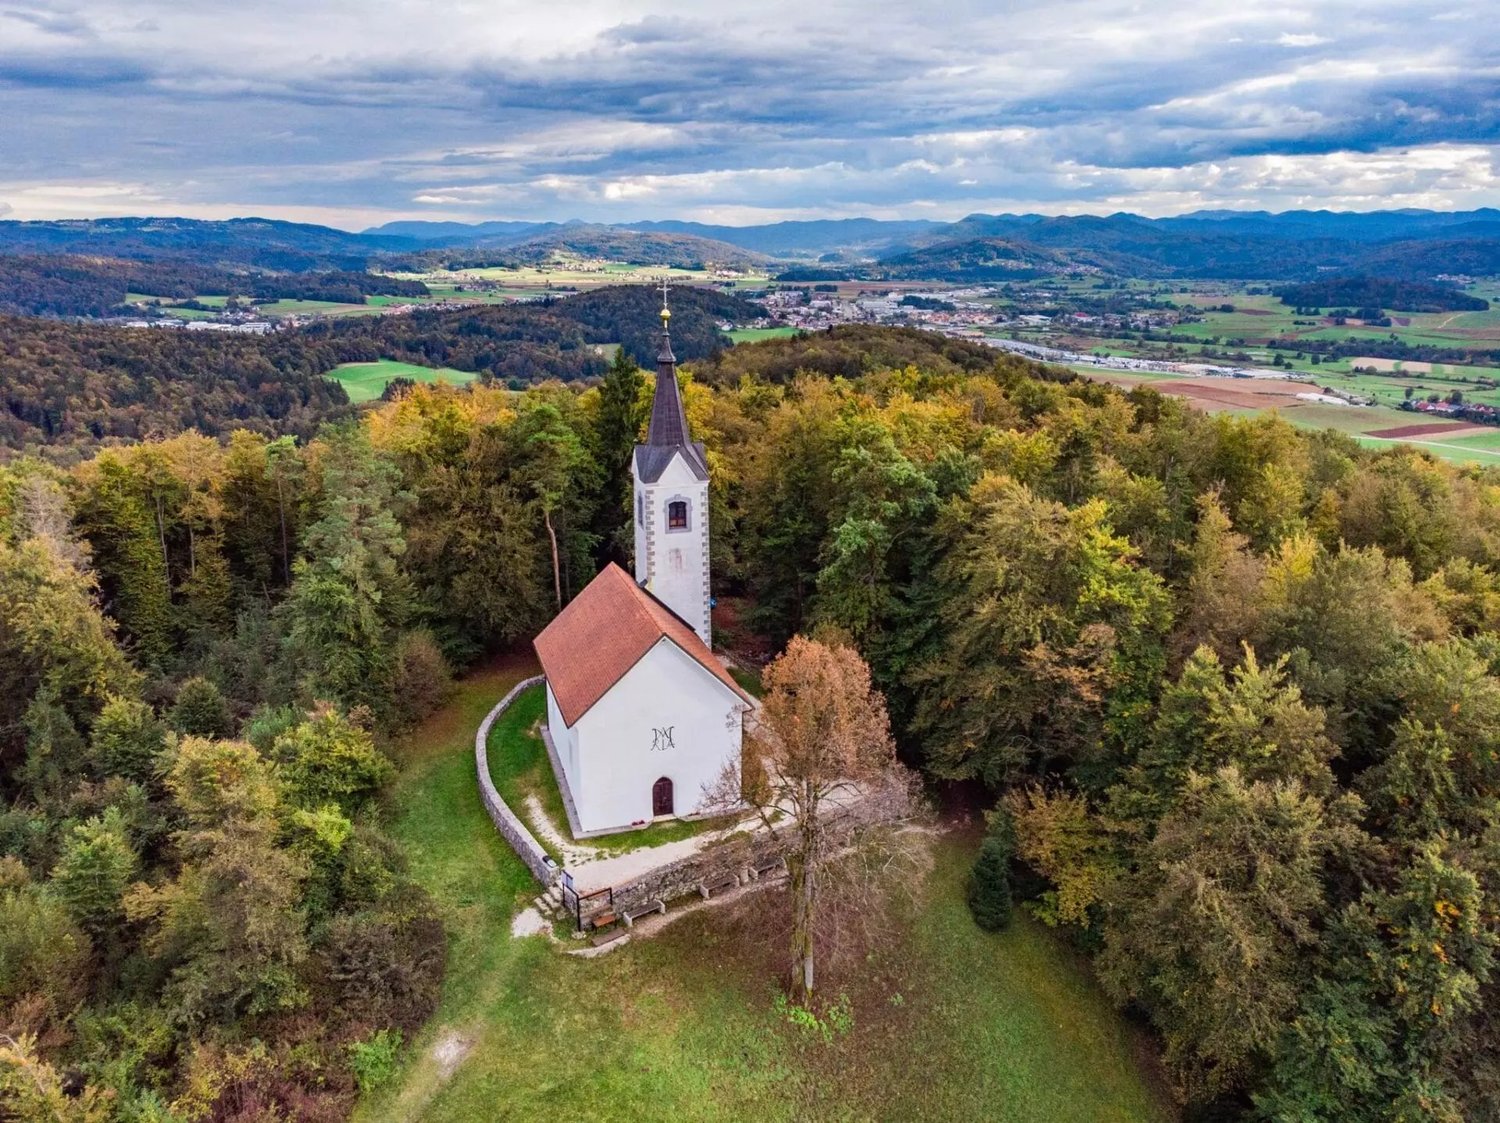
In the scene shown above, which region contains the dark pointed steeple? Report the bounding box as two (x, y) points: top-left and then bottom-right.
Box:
(636, 280), (708, 481)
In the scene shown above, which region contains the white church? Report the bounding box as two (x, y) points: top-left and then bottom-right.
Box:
(533, 297), (754, 837)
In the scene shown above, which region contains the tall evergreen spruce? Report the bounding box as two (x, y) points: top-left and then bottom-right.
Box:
(591, 347), (647, 566)
(967, 819), (1015, 932)
(281, 423), (410, 718)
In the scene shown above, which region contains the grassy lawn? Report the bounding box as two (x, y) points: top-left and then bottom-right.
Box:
(729, 666), (764, 698)
(326, 359), (479, 403)
(359, 661), (1178, 1123)
(486, 682), (718, 856)
(1349, 434), (1500, 464)
(483, 684), (565, 862)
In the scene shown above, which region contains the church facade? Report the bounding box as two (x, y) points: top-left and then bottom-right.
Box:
(533, 297), (752, 837)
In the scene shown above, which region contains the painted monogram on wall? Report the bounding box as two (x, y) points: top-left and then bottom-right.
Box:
(650, 726), (676, 752)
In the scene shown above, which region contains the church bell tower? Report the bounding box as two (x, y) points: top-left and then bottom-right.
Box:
(632, 284), (712, 646)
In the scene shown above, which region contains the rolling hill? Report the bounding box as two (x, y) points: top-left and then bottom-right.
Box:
(0, 216), (419, 270)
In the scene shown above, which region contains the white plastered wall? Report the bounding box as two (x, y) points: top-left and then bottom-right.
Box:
(568, 638), (742, 834)
(633, 451), (711, 646)
(546, 681), (579, 788)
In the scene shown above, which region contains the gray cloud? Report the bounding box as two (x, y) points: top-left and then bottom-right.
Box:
(0, 0), (1496, 224)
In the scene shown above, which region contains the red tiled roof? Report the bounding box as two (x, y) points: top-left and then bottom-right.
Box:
(533, 562), (753, 727)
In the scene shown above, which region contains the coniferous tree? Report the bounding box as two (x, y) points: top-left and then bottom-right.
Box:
(967, 814), (1015, 932)
(90, 696), (166, 784)
(168, 676), (234, 740)
(281, 424), (410, 717)
(52, 807), (137, 937)
(590, 347), (647, 565)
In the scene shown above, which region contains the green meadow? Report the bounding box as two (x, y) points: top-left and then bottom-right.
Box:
(356, 660), (1177, 1123)
(326, 359), (479, 403)
(727, 326), (803, 343)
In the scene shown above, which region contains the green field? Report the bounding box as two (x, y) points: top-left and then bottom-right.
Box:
(727, 326), (803, 344)
(1238, 402), (1500, 465)
(327, 359), (478, 403)
(255, 298), (377, 317)
(357, 661), (1176, 1123)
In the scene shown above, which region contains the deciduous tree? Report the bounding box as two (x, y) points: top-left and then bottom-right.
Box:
(721, 635), (909, 999)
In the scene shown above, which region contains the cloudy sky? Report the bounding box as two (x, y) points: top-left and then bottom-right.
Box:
(1, 0), (1498, 228)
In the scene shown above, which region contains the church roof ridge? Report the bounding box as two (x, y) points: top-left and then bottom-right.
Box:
(533, 562), (751, 727)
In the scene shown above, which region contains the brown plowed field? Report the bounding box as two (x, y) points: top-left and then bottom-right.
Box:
(1365, 421), (1493, 439)
(1146, 377), (1309, 411)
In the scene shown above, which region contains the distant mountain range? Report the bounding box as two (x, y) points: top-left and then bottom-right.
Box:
(366, 208), (1500, 264)
(1, 209), (1498, 281)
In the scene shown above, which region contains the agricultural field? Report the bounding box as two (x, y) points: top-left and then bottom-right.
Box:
(357, 659), (1177, 1123)
(383, 257), (770, 297)
(1169, 287), (1500, 352)
(1088, 370), (1500, 464)
(326, 359), (478, 403)
(727, 326), (802, 344)
(253, 298), (381, 317)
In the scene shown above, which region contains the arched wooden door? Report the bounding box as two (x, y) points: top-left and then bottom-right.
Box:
(652, 776), (674, 817)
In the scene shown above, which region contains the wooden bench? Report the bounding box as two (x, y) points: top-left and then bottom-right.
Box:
(590, 926), (628, 948)
(620, 899), (666, 928)
(698, 874), (740, 899)
(586, 910), (617, 931)
(750, 857), (787, 881)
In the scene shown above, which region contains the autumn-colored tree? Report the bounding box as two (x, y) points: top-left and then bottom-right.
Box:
(727, 635), (907, 999)
(0, 1033), (113, 1122)
(1098, 768), (1367, 1100)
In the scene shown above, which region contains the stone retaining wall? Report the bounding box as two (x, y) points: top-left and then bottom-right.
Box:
(608, 781), (912, 913)
(475, 675), (560, 887)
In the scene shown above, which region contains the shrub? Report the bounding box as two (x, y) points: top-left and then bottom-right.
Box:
(274, 706), (394, 815)
(391, 630), (451, 728)
(346, 1029), (402, 1093)
(324, 886), (446, 1030)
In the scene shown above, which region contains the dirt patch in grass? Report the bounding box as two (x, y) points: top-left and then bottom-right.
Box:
(431, 1031), (473, 1080)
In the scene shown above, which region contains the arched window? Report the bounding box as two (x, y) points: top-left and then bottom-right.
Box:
(667, 499), (688, 530)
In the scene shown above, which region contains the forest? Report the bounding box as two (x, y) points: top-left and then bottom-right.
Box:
(0, 285), (753, 453)
(0, 257), (432, 319)
(4, 324), (1500, 1120)
(1276, 276), (1490, 314)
